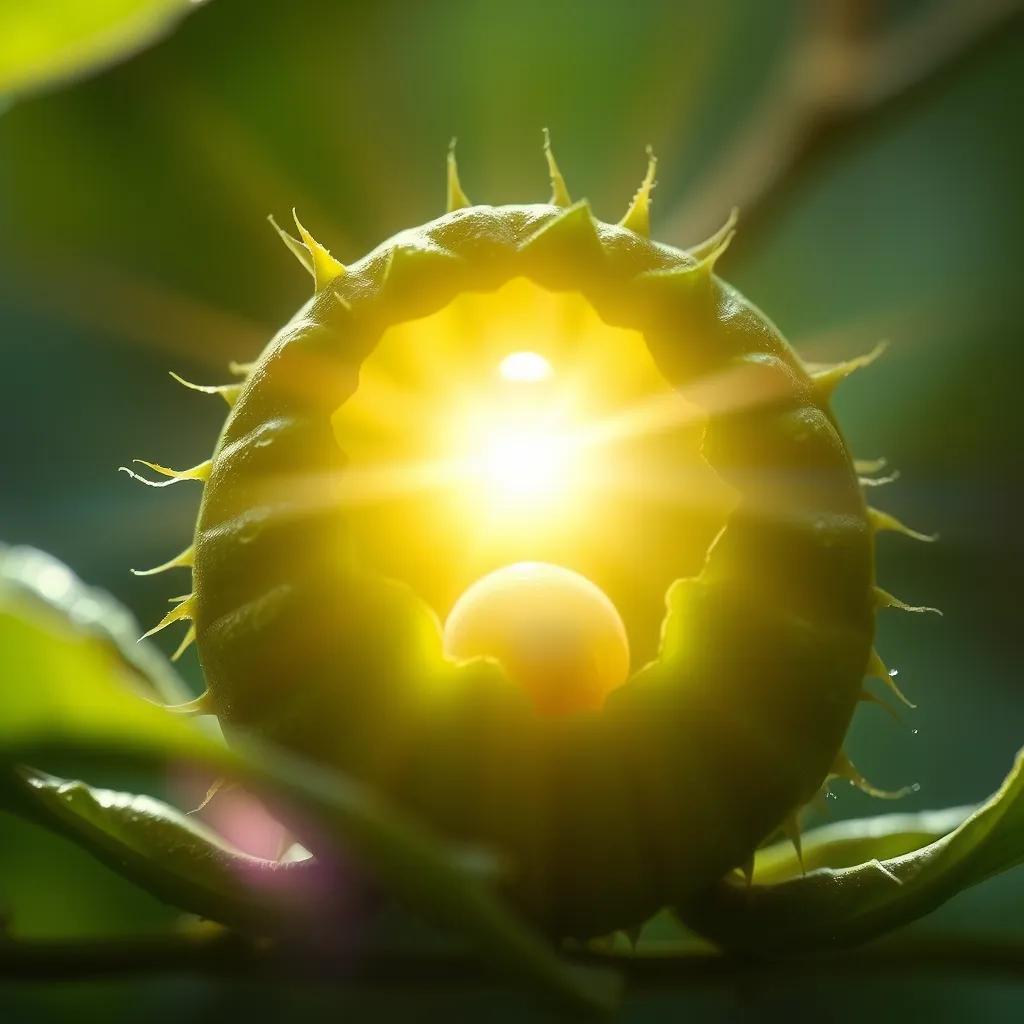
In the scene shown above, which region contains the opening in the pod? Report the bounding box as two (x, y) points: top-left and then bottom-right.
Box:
(331, 277), (736, 707)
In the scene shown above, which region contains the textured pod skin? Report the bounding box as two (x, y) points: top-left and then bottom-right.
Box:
(187, 198), (877, 938)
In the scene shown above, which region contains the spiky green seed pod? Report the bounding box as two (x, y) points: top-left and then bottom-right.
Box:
(128, 136), (935, 938)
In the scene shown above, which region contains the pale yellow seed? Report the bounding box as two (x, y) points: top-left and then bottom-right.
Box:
(443, 561), (630, 716)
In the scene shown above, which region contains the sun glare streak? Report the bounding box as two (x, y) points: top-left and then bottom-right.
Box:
(319, 277), (812, 661)
(571, 361), (795, 454)
(311, 343), (800, 518)
(480, 427), (565, 501)
(13, 259), (269, 371)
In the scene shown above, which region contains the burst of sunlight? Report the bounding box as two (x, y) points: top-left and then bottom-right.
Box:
(498, 350), (553, 383)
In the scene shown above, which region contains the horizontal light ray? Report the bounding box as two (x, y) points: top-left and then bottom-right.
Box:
(569, 360), (796, 454)
(9, 257), (268, 371)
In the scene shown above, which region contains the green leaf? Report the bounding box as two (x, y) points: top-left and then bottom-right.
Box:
(751, 804), (975, 884)
(0, 547), (619, 1014)
(0, 0), (211, 106)
(0, 548), (226, 766)
(0, 545), (192, 706)
(2, 767), (317, 933)
(677, 749), (1024, 953)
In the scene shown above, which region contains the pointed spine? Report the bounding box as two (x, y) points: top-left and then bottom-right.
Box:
(619, 146), (657, 237)
(858, 687), (904, 723)
(191, 777), (230, 813)
(165, 690), (212, 716)
(695, 225), (735, 275)
(171, 623), (197, 662)
(868, 507), (937, 543)
(170, 372), (242, 408)
(517, 199), (602, 260)
(688, 207), (739, 262)
(859, 470), (901, 488)
(268, 214), (313, 275)
(831, 750), (918, 800)
(446, 138), (471, 212)
(140, 595), (195, 641)
(131, 545), (194, 577)
(855, 457), (888, 475)
(634, 225), (733, 296)
(866, 648), (916, 709)
(119, 459), (212, 487)
(292, 210), (346, 291)
(811, 340), (888, 400)
(874, 587), (942, 616)
(542, 128), (572, 207)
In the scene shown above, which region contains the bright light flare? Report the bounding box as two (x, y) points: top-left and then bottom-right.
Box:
(463, 350), (579, 517)
(479, 423), (568, 504)
(499, 350), (552, 382)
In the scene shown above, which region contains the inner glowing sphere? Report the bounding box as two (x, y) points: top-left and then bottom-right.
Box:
(443, 561), (630, 716)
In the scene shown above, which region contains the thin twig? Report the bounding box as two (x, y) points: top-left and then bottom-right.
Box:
(3, 930), (1024, 991)
(662, 0), (1024, 249)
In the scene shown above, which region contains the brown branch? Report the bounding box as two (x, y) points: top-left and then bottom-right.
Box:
(3, 930), (1024, 993)
(662, 0), (1024, 249)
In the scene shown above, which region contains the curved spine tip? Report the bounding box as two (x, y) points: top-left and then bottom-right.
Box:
(131, 545), (194, 577)
(446, 138), (472, 213)
(268, 214), (313, 276)
(120, 459), (211, 487)
(866, 648), (917, 709)
(831, 750), (918, 800)
(165, 689), (212, 716)
(191, 777), (230, 813)
(859, 469), (901, 488)
(517, 199), (600, 259)
(291, 209), (346, 291)
(139, 596), (195, 641)
(698, 227), (735, 274)
(171, 623), (197, 663)
(542, 128), (572, 207)
(169, 372), (241, 408)
(859, 687), (905, 724)
(619, 145), (658, 237)
(874, 587), (942, 616)
(868, 507), (938, 543)
(812, 340), (888, 399)
(688, 207), (739, 264)
(855, 456), (888, 475)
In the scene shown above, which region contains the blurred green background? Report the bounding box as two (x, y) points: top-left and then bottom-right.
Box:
(0, 0), (1022, 1020)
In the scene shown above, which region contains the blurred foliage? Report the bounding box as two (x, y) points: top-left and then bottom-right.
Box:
(0, 0), (209, 105)
(0, 0), (1022, 1020)
(0, 546), (618, 1014)
(2, 541), (1023, 1017)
